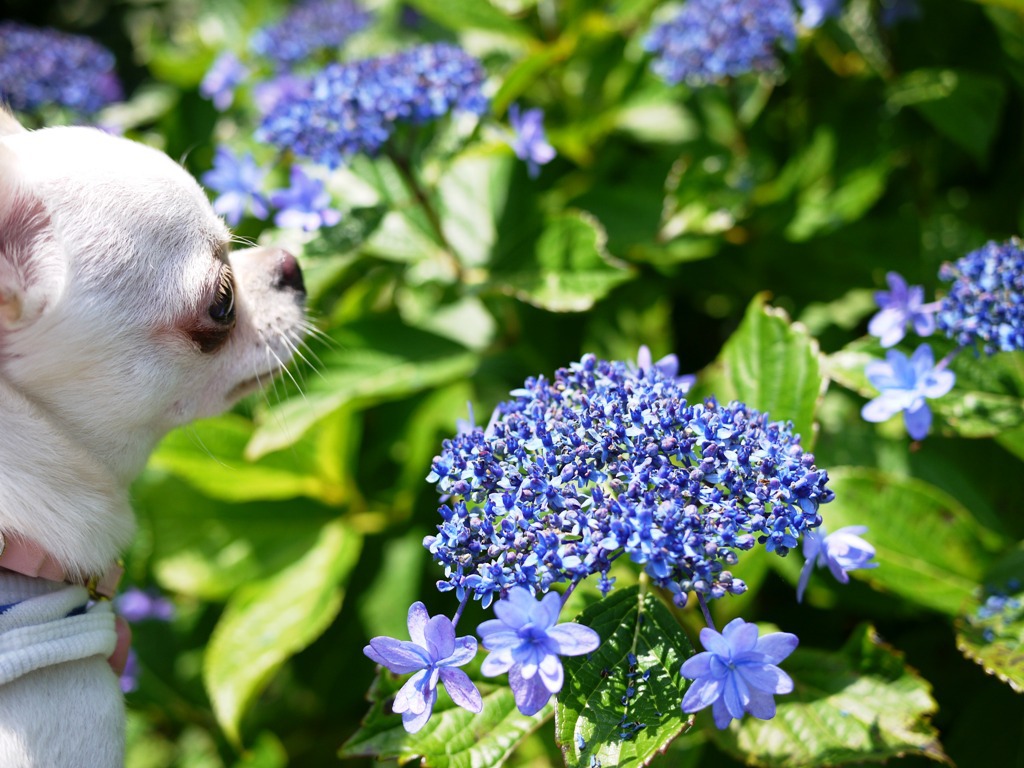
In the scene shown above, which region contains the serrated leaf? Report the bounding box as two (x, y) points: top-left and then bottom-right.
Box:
(246, 316), (478, 457)
(204, 520), (361, 745)
(955, 549), (1024, 693)
(698, 294), (825, 445)
(489, 210), (635, 313)
(555, 586), (695, 768)
(713, 624), (948, 767)
(340, 673), (551, 768)
(812, 467), (1006, 616)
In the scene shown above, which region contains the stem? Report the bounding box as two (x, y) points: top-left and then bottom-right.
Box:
(451, 593), (472, 629)
(385, 148), (465, 282)
(560, 578), (583, 609)
(696, 593), (717, 633)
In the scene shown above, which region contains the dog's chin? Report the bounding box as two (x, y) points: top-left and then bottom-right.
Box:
(226, 369), (284, 402)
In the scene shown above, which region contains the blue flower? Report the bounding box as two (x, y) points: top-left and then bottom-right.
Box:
(478, 587), (600, 715)
(424, 354), (833, 607)
(798, 0), (843, 27)
(258, 43), (488, 168)
(0, 21), (122, 115)
(937, 238), (1024, 356)
(635, 344), (695, 392)
(796, 525), (877, 602)
(200, 52), (248, 111)
(119, 648), (140, 694)
(250, 0), (371, 69)
(861, 344), (955, 440)
(115, 588), (175, 622)
(644, 0), (796, 86)
(363, 602), (482, 733)
(200, 146), (270, 226)
(680, 617), (797, 729)
(868, 271), (937, 348)
(270, 166), (341, 231)
(508, 104), (555, 179)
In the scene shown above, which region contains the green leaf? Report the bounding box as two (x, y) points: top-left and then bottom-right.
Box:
(246, 316), (478, 457)
(887, 69), (1007, 165)
(555, 585), (695, 768)
(302, 205), (387, 259)
(955, 547), (1024, 693)
(404, 0), (531, 37)
(809, 467), (1006, 616)
(712, 624), (948, 767)
(340, 673), (551, 767)
(934, 350), (1024, 438)
(489, 210), (635, 313)
(698, 294), (825, 445)
(204, 520), (362, 745)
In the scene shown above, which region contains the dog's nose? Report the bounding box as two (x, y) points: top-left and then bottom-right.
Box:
(273, 249), (305, 295)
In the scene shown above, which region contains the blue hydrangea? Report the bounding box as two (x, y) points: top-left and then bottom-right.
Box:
(115, 588), (175, 622)
(861, 344), (954, 440)
(644, 0), (797, 86)
(508, 104), (555, 179)
(270, 166), (342, 231)
(868, 271), (937, 348)
(200, 146), (270, 226)
(200, 52), (248, 111)
(424, 354), (834, 608)
(250, 0), (371, 69)
(680, 617), (797, 729)
(795, 525), (877, 602)
(0, 21), (123, 115)
(798, 0), (843, 28)
(937, 239), (1024, 355)
(257, 43), (488, 167)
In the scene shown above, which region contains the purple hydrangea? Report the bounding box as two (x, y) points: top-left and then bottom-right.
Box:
(868, 271), (938, 348)
(364, 602), (482, 733)
(251, 0), (371, 69)
(937, 239), (1024, 356)
(861, 344), (955, 440)
(644, 0), (797, 86)
(478, 587), (600, 715)
(119, 648), (140, 694)
(424, 353), (834, 608)
(257, 43), (488, 168)
(200, 52), (248, 112)
(681, 617), (798, 729)
(201, 146), (271, 226)
(270, 166), (342, 231)
(796, 525), (877, 602)
(0, 21), (123, 115)
(508, 104), (556, 179)
(115, 588), (175, 623)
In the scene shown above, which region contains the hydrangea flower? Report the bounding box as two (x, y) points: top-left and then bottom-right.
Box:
(364, 602), (482, 733)
(868, 271), (937, 348)
(0, 21), (122, 115)
(270, 166), (342, 231)
(636, 344), (695, 392)
(119, 648), (140, 694)
(201, 146), (270, 226)
(508, 104), (556, 179)
(250, 0), (371, 69)
(200, 52), (248, 111)
(798, 0), (843, 28)
(861, 344), (955, 440)
(258, 43), (488, 167)
(478, 587), (600, 715)
(644, 0), (796, 86)
(796, 525), (877, 602)
(115, 588), (175, 622)
(937, 238), (1024, 355)
(424, 354), (834, 608)
(680, 617), (797, 729)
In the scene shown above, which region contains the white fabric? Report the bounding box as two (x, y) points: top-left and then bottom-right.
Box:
(0, 581), (116, 685)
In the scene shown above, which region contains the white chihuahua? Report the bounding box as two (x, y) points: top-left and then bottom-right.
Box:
(0, 108), (306, 766)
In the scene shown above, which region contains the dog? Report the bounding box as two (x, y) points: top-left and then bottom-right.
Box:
(0, 107), (307, 766)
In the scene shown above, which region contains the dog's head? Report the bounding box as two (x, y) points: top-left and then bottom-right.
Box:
(0, 110), (306, 481)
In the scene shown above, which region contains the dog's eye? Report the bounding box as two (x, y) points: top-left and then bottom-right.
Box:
(209, 266), (235, 326)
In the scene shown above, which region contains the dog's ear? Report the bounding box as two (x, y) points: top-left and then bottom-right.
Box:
(0, 106), (26, 137)
(0, 145), (65, 331)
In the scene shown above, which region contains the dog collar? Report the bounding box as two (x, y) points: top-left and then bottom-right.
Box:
(0, 530), (123, 599)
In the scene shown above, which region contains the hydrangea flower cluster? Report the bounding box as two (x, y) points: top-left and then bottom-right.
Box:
(250, 0), (371, 69)
(644, 0), (797, 86)
(0, 21), (122, 115)
(424, 354), (834, 608)
(861, 344), (955, 440)
(937, 238), (1024, 355)
(258, 43), (489, 167)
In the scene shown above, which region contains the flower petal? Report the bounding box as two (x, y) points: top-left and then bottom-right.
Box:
(423, 614), (456, 661)
(681, 675), (721, 713)
(365, 637), (429, 674)
(903, 401), (932, 440)
(407, 602), (430, 647)
(547, 622), (600, 656)
(442, 635), (478, 667)
(481, 648), (514, 677)
(493, 587), (534, 628)
(721, 618), (759, 655)
(509, 663), (553, 715)
(439, 667), (483, 713)
(538, 653), (564, 693)
(753, 631), (799, 665)
(401, 686), (437, 733)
